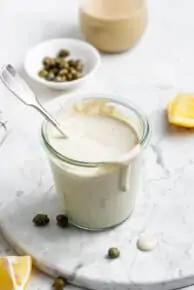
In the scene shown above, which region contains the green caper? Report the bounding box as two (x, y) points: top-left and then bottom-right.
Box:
(56, 214), (69, 228)
(56, 58), (64, 66)
(71, 72), (80, 81)
(75, 72), (83, 79)
(107, 247), (120, 259)
(52, 277), (67, 289)
(69, 67), (77, 76)
(43, 57), (52, 67)
(40, 52), (84, 83)
(38, 69), (49, 78)
(59, 60), (69, 69)
(61, 76), (67, 82)
(55, 76), (63, 82)
(33, 214), (50, 227)
(46, 72), (55, 81)
(67, 59), (76, 67)
(50, 58), (57, 67)
(59, 69), (68, 76)
(67, 73), (73, 81)
(75, 60), (84, 72)
(50, 68), (59, 75)
(58, 49), (70, 58)
(43, 57), (56, 68)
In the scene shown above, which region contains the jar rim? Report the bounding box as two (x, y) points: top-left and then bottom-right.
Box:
(41, 94), (151, 168)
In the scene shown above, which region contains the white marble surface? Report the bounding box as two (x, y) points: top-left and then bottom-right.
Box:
(1, 0), (194, 289)
(1, 92), (194, 290)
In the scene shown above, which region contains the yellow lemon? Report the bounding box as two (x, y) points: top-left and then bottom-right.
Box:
(167, 93), (194, 128)
(0, 256), (32, 290)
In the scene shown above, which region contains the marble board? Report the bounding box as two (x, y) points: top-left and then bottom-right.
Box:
(1, 92), (194, 290)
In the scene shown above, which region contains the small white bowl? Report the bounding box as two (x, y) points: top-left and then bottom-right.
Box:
(24, 38), (101, 90)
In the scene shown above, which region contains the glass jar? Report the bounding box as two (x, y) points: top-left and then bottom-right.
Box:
(41, 94), (151, 230)
(79, 0), (147, 53)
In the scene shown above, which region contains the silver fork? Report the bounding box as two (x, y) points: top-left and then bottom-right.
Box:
(0, 64), (67, 138)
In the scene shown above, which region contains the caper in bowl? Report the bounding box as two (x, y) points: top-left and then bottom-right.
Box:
(24, 38), (101, 90)
(38, 50), (84, 84)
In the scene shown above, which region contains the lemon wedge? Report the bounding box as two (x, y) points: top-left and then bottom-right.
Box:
(0, 256), (32, 290)
(167, 93), (194, 128)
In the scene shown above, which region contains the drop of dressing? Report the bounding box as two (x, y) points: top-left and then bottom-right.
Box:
(137, 233), (158, 252)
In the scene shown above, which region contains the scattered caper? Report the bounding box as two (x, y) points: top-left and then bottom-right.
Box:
(52, 277), (67, 289)
(58, 49), (70, 58)
(33, 214), (50, 227)
(38, 69), (49, 78)
(107, 247), (120, 259)
(46, 72), (55, 81)
(56, 214), (69, 228)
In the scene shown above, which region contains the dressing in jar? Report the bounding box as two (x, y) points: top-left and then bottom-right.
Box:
(41, 94), (150, 230)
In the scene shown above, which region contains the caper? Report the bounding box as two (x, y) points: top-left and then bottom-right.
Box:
(33, 214), (50, 227)
(67, 73), (73, 81)
(52, 277), (67, 289)
(68, 59), (75, 67)
(38, 69), (49, 78)
(61, 76), (67, 82)
(40, 51), (84, 83)
(75, 72), (83, 79)
(59, 69), (68, 76)
(50, 68), (59, 75)
(59, 60), (69, 69)
(50, 58), (57, 67)
(43, 57), (52, 67)
(56, 214), (69, 228)
(58, 49), (70, 58)
(107, 247), (120, 259)
(55, 75), (67, 82)
(55, 76), (64, 82)
(43, 57), (56, 68)
(56, 58), (64, 66)
(46, 72), (55, 81)
(75, 60), (84, 72)
(69, 67), (77, 76)
(71, 72), (80, 81)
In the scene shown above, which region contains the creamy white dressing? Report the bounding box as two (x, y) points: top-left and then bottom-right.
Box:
(137, 234), (158, 252)
(49, 114), (138, 163)
(46, 109), (142, 230)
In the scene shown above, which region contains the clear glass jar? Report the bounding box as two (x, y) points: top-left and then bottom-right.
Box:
(41, 94), (151, 231)
(79, 0), (147, 53)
